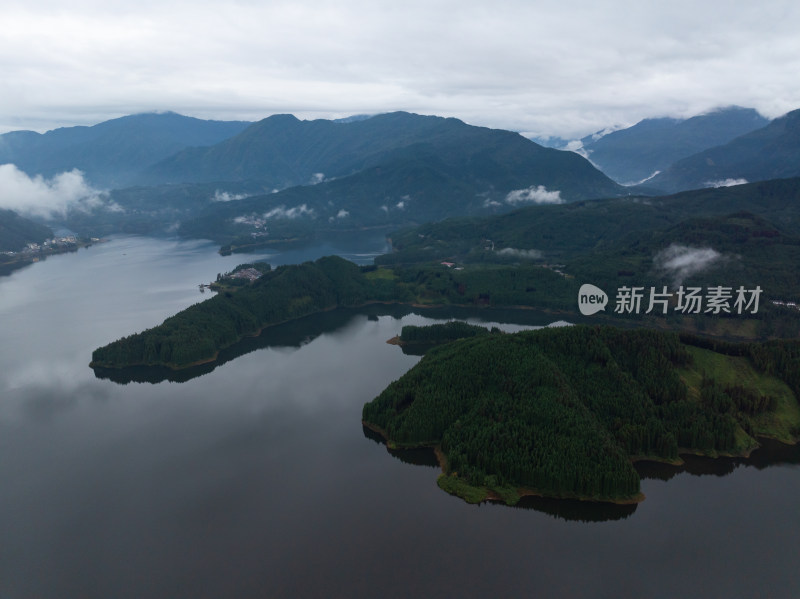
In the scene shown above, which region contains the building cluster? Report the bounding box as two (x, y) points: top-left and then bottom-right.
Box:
(4, 236), (81, 258)
(229, 268), (263, 282)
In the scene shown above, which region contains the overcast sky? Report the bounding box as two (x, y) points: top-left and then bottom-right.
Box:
(2, 0), (799, 138)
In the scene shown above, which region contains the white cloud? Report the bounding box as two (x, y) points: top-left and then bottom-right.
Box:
(213, 190), (248, 202)
(1, 2), (799, 138)
(565, 140), (589, 159)
(504, 185), (563, 205)
(263, 204), (315, 219)
(310, 173), (325, 184)
(630, 171), (662, 186)
(496, 247), (542, 260)
(0, 164), (107, 218)
(336, 209), (349, 218)
(395, 200), (405, 210)
(706, 178), (749, 188)
(654, 244), (722, 286)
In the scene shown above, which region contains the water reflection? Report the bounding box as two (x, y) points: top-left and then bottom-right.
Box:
(4, 235), (800, 598)
(364, 425), (639, 522)
(92, 304), (562, 384)
(636, 438), (800, 481)
(363, 410), (800, 522)
(511, 495), (637, 522)
(92, 305), (415, 384)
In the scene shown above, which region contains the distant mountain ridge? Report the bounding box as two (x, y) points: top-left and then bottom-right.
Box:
(543, 107), (769, 185)
(145, 111), (623, 198)
(648, 109), (800, 192)
(0, 112), (252, 187)
(156, 112), (627, 246)
(3, 110), (626, 246)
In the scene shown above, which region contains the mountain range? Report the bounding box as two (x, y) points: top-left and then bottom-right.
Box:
(0, 112), (251, 187)
(163, 111), (628, 246)
(574, 107), (769, 185)
(1, 111), (625, 246)
(3, 106), (800, 253)
(648, 109), (800, 192)
(534, 106), (800, 195)
(144, 111), (623, 194)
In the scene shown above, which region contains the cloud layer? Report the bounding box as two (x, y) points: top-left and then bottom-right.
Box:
(0, 164), (107, 218)
(706, 178), (749, 188)
(213, 190), (248, 202)
(1, 1), (799, 137)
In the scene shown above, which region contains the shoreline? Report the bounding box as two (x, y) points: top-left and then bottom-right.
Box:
(90, 290), (793, 372)
(363, 419), (798, 506)
(362, 419), (646, 506)
(91, 298), (528, 371)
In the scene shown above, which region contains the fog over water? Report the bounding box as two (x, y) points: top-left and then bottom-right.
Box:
(1, 236), (798, 598)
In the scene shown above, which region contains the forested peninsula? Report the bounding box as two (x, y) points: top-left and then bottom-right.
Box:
(90, 256), (575, 369)
(363, 326), (800, 504)
(92, 256), (402, 368)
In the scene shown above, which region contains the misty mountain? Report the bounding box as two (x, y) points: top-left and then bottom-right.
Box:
(41, 111), (626, 246)
(145, 112), (624, 197)
(161, 114), (629, 246)
(573, 107), (769, 185)
(0, 209), (53, 252)
(648, 109), (800, 193)
(0, 112), (251, 188)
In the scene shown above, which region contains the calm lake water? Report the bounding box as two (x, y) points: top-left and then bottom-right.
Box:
(1, 236), (799, 599)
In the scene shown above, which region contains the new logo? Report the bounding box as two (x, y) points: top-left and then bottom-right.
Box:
(578, 284), (608, 316)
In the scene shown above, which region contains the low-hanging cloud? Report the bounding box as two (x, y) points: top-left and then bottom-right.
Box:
(706, 178), (748, 188)
(496, 247), (543, 260)
(0, 163), (107, 218)
(654, 244), (722, 286)
(213, 190), (248, 202)
(263, 204), (315, 219)
(504, 185), (563, 205)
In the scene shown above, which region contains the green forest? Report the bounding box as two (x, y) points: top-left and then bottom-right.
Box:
(92, 178), (800, 370)
(91, 249), (796, 370)
(398, 321), (497, 344)
(92, 256), (406, 368)
(362, 325), (800, 504)
(90, 256), (590, 369)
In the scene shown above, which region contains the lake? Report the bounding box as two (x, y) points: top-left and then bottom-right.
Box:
(1, 236), (799, 598)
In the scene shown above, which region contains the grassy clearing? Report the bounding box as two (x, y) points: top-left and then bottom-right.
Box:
(436, 475), (490, 504)
(363, 267), (396, 281)
(436, 475), (523, 506)
(680, 345), (800, 444)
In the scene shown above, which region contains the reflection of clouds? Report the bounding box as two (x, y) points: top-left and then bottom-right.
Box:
(0, 358), (113, 423)
(2, 378), (112, 423)
(5, 359), (94, 391)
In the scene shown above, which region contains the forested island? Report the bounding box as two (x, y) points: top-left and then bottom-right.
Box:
(363, 325), (800, 504)
(389, 321), (498, 346)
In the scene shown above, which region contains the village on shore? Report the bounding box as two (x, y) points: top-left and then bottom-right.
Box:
(1, 236), (101, 265)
